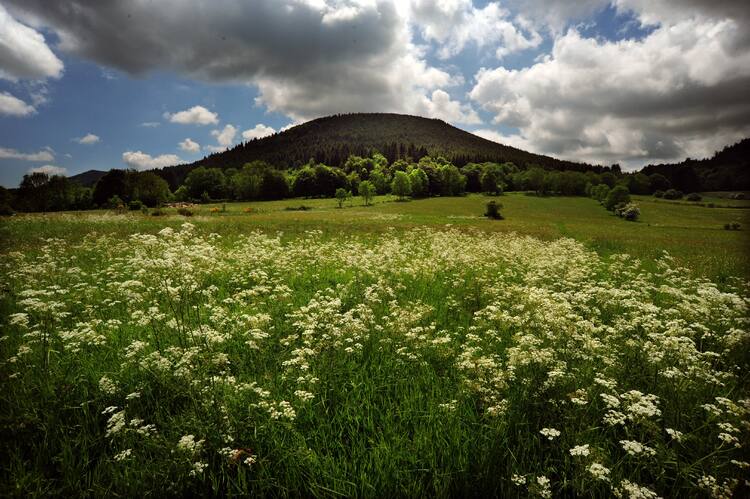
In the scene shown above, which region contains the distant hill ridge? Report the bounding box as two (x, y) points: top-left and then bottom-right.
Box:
(152, 113), (594, 187)
(67, 113), (749, 191)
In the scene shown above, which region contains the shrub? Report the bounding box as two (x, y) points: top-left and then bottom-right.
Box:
(150, 207), (164, 216)
(653, 190), (664, 198)
(177, 207), (193, 217)
(604, 185), (630, 211)
(685, 192), (702, 202)
(0, 203), (14, 216)
(616, 202), (640, 221)
(663, 189), (683, 200)
(140, 205), (149, 215)
(128, 200), (144, 211)
(484, 200), (503, 219)
(335, 188), (350, 208)
(107, 195), (124, 210)
(358, 181), (376, 206)
(591, 184), (610, 203)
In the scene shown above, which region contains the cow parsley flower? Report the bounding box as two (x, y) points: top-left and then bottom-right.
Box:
(570, 444), (590, 457)
(540, 428), (561, 440)
(588, 463), (610, 481)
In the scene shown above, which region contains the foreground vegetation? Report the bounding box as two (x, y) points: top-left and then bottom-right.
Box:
(1, 195), (748, 497)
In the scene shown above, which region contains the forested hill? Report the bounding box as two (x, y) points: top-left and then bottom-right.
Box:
(154, 113), (592, 187)
(640, 138), (750, 191)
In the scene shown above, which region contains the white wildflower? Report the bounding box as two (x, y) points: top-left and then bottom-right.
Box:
(540, 428), (561, 440)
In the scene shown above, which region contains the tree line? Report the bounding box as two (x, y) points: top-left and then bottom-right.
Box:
(1, 153), (685, 214)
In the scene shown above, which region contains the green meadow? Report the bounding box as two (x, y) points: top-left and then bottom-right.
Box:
(3, 193), (748, 281)
(1, 194), (749, 497)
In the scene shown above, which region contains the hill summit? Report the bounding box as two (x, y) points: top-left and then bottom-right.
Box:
(151, 113), (589, 187)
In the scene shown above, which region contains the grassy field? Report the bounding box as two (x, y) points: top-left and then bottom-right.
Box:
(3, 193), (748, 281)
(1, 194), (749, 497)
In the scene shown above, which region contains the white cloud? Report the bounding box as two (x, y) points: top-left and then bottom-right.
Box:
(242, 124), (276, 140)
(409, 0), (542, 59)
(415, 89), (481, 124)
(7, 0), (472, 124)
(29, 164), (66, 176)
(139, 121), (160, 128)
(0, 4), (63, 81)
(122, 150), (183, 170)
(179, 138), (201, 153)
(0, 91), (35, 116)
(206, 124), (237, 152)
(165, 105), (219, 125)
(470, 16), (750, 166)
(0, 146), (54, 161)
(75, 133), (100, 145)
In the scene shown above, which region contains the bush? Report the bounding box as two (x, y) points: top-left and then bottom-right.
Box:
(653, 190), (664, 198)
(685, 192), (702, 202)
(358, 181), (376, 206)
(615, 202), (640, 221)
(150, 207), (165, 216)
(663, 189), (683, 200)
(140, 205), (149, 215)
(604, 185), (631, 211)
(0, 203), (14, 216)
(128, 200), (144, 211)
(484, 200), (503, 219)
(177, 207), (193, 217)
(107, 195), (124, 210)
(335, 188), (350, 208)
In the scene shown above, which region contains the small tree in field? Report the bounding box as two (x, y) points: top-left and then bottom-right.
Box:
(335, 188), (350, 208)
(391, 171), (412, 200)
(604, 185), (630, 211)
(484, 200), (503, 219)
(358, 181), (375, 206)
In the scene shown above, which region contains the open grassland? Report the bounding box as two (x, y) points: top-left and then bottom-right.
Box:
(1, 194), (749, 497)
(3, 193), (749, 281)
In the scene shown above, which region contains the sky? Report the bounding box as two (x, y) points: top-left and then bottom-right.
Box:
(1, 0), (749, 187)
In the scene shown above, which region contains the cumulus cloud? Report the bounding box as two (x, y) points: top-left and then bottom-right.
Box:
(75, 133), (100, 145)
(122, 151), (183, 170)
(415, 89), (481, 124)
(0, 91), (35, 116)
(0, 146), (54, 161)
(0, 4), (63, 81)
(242, 124), (276, 141)
(29, 164), (66, 176)
(409, 0), (542, 59)
(470, 12), (750, 166)
(3, 0), (470, 123)
(205, 125), (238, 152)
(165, 105), (219, 125)
(179, 138), (201, 153)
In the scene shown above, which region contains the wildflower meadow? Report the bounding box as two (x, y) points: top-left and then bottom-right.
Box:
(1, 212), (749, 497)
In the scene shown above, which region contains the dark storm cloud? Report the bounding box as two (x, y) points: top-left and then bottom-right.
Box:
(4, 0), (399, 81)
